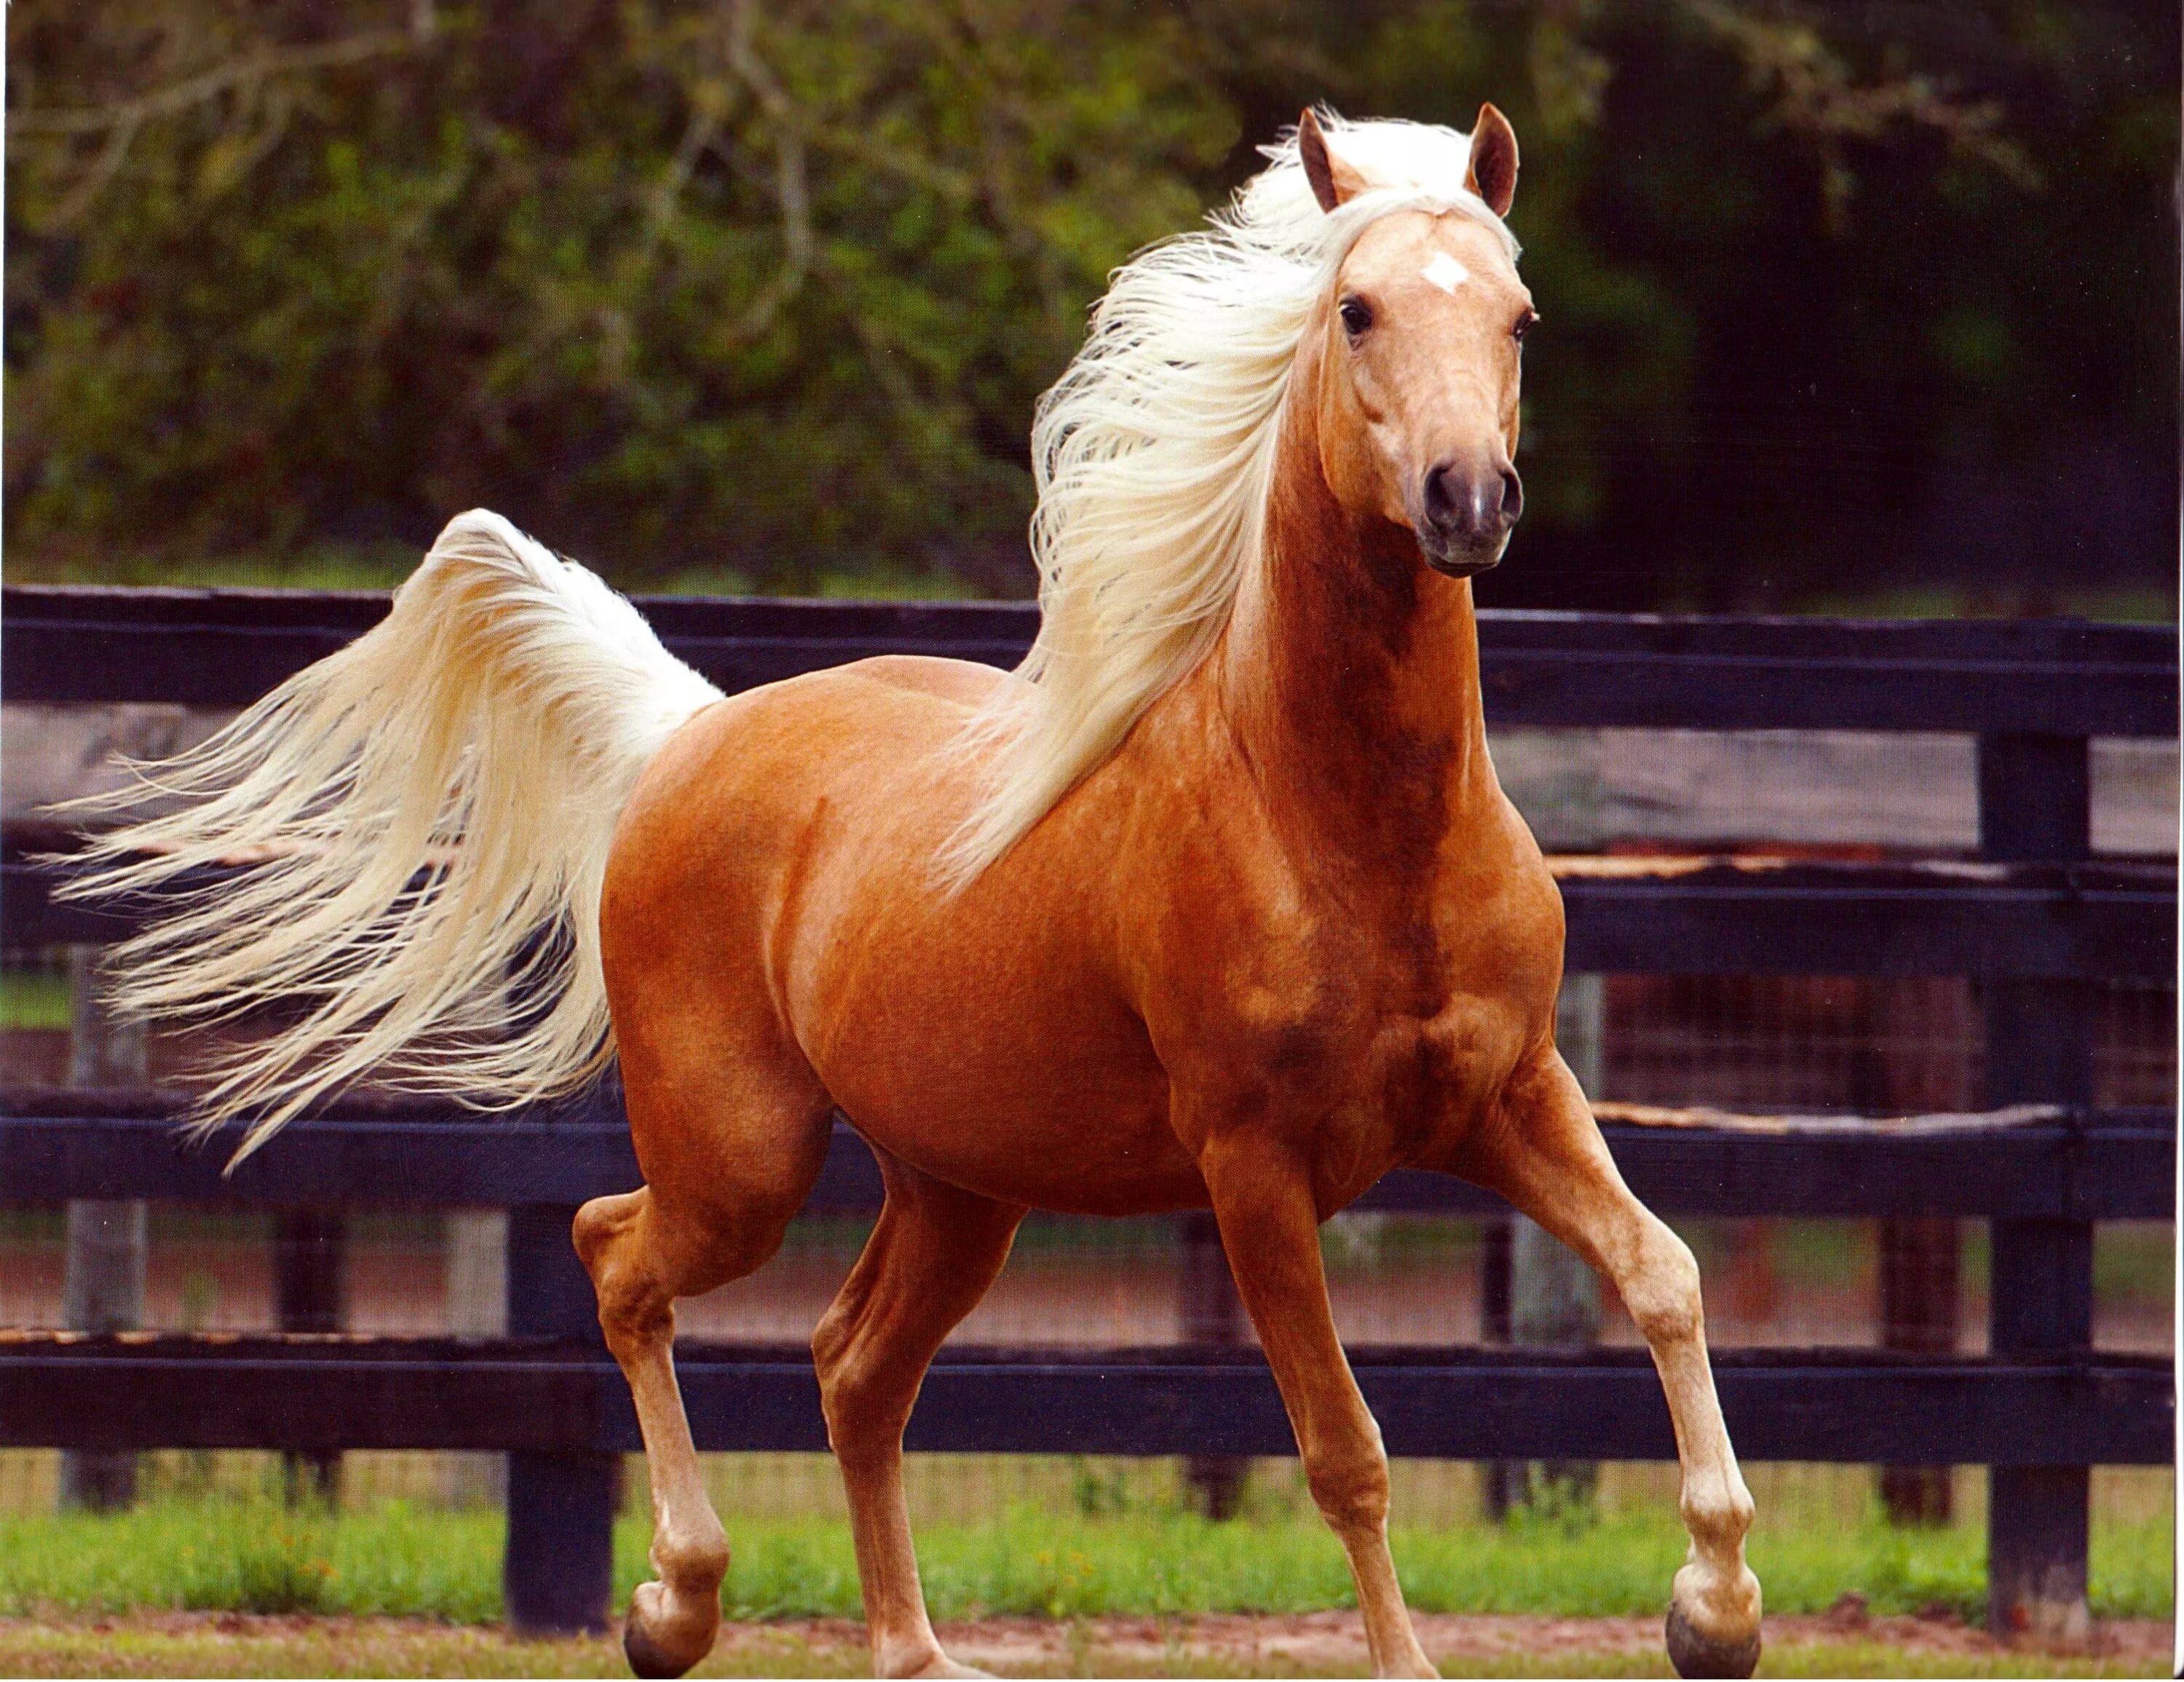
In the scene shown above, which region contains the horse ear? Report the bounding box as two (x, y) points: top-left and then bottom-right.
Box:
(1297, 108), (1368, 213)
(1465, 103), (1519, 216)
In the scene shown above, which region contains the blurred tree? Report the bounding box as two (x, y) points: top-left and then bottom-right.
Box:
(6, 0), (1229, 591)
(6, 0), (2176, 609)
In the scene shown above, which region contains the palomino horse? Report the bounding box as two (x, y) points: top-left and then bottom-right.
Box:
(68, 107), (1761, 1680)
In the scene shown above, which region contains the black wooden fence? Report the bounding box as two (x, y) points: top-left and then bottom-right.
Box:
(0, 584), (2174, 1638)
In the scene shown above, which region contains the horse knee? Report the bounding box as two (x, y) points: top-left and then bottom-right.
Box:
(1621, 1225), (1704, 1347)
(1303, 1426), (1392, 1538)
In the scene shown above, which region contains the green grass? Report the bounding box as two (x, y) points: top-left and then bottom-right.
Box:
(0, 1501), (505, 1622)
(0, 1491), (2168, 1627)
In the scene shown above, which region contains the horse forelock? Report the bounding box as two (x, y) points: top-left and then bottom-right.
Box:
(935, 112), (1519, 889)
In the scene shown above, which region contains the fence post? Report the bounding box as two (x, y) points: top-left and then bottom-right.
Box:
(1977, 731), (2094, 1643)
(274, 1209), (346, 1501)
(1487, 973), (1606, 1517)
(505, 1202), (617, 1635)
(1867, 976), (1972, 1527)
(1177, 1212), (1247, 1517)
(1477, 1217), (1513, 1517)
(59, 944), (148, 1512)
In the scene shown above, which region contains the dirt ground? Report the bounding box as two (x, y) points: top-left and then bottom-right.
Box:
(0, 1610), (2169, 1678)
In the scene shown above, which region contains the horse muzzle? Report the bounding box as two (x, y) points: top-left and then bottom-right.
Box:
(1417, 454), (1520, 577)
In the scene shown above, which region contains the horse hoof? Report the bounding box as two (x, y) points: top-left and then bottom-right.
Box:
(1666, 1603), (1760, 1679)
(622, 1618), (697, 1680)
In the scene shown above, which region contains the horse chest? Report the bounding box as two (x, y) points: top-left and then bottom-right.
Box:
(1177, 840), (1560, 1174)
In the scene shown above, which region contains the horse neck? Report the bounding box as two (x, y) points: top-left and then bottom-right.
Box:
(1213, 400), (1494, 877)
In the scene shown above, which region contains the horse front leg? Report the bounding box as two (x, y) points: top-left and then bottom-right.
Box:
(1198, 1132), (1438, 1680)
(1463, 1049), (1762, 1679)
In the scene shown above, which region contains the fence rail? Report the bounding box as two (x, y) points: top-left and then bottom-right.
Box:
(0, 583), (2174, 1639)
(1, 1099), (2172, 1223)
(6, 853), (2174, 979)
(4, 584), (2175, 734)
(7, 1333), (2167, 1467)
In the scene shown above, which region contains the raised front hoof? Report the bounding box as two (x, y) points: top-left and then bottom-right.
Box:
(1665, 1603), (1760, 1680)
(622, 1617), (699, 1680)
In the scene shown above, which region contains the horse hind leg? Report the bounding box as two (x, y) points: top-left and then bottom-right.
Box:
(574, 1079), (832, 1680)
(812, 1151), (1024, 1680)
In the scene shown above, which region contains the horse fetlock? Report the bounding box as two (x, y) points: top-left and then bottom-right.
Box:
(1671, 1556), (1762, 1643)
(1666, 1547), (1761, 1680)
(622, 1577), (721, 1680)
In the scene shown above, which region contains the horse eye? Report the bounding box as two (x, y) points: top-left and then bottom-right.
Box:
(1513, 309), (1539, 342)
(1338, 297), (1374, 337)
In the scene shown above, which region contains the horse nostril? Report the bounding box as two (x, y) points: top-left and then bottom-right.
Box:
(1500, 466), (1523, 525)
(1422, 463), (1460, 534)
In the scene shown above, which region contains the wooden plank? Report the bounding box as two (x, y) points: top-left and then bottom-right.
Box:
(1492, 730), (2177, 857)
(6, 587), (2172, 735)
(2, 1105), (2168, 1221)
(1555, 860), (2173, 980)
(1, 1334), (2167, 1466)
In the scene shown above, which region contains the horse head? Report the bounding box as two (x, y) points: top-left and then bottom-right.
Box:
(1297, 106), (1533, 580)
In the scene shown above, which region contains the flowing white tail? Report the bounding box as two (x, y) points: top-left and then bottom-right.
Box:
(57, 510), (722, 1164)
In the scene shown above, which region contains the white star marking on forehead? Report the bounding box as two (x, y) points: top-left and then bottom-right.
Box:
(1421, 253), (1471, 293)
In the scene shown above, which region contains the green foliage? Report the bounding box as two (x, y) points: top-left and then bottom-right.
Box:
(5, 0), (1227, 594)
(6, 2), (2175, 609)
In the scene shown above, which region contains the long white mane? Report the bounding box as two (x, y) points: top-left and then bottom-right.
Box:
(937, 111), (1519, 886)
